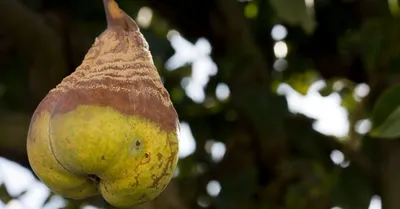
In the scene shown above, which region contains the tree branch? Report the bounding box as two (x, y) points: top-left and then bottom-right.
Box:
(0, 0), (68, 105)
(0, 110), (30, 168)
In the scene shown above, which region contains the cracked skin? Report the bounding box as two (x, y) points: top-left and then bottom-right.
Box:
(28, 105), (178, 208)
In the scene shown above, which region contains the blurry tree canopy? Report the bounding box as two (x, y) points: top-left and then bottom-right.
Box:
(1, 0), (400, 209)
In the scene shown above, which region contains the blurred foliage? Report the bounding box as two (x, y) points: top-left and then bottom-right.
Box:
(269, 0), (316, 34)
(2, 0), (400, 209)
(370, 85), (400, 138)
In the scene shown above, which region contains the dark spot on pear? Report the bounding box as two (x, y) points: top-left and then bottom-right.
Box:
(157, 153), (163, 160)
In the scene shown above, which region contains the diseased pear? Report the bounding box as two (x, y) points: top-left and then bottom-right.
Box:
(27, 0), (179, 208)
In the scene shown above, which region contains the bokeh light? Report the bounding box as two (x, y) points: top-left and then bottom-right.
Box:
(271, 24), (288, 41)
(136, 7), (153, 28)
(274, 41), (288, 58)
(206, 180), (221, 197)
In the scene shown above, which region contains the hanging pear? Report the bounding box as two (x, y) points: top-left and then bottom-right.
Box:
(26, 0), (179, 208)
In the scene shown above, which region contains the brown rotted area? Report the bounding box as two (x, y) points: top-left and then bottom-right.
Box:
(50, 78), (178, 133)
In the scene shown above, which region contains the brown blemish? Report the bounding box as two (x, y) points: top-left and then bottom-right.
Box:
(131, 177), (139, 187)
(101, 156), (105, 160)
(148, 139), (177, 189)
(139, 193), (148, 202)
(145, 153), (149, 158)
(136, 141), (141, 146)
(131, 153), (152, 188)
(157, 153), (163, 161)
(149, 164), (157, 171)
(133, 153), (151, 171)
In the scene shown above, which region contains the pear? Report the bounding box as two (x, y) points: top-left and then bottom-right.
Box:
(26, 0), (179, 208)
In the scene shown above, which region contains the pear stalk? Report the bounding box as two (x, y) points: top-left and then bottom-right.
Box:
(103, 0), (138, 31)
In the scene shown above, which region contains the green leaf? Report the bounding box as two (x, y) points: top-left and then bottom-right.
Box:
(371, 85), (400, 127)
(269, 0), (316, 34)
(370, 106), (400, 139)
(0, 183), (12, 204)
(388, 0), (400, 16)
(333, 165), (373, 209)
(286, 71), (319, 95)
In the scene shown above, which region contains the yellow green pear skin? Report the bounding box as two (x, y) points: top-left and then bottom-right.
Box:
(28, 102), (179, 208)
(27, 107), (98, 199)
(49, 105), (178, 208)
(26, 0), (180, 208)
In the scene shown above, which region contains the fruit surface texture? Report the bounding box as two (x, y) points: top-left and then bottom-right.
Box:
(26, 0), (179, 208)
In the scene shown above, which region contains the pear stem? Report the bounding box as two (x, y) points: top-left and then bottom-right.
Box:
(102, 0), (138, 31)
(103, 0), (122, 27)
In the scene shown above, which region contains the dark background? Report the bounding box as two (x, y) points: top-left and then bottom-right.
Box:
(1, 0), (400, 208)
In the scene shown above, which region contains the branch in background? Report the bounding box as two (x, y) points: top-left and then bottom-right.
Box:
(0, 0), (68, 105)
(0, 110), (31, 169)
(216, 0), (269, 85)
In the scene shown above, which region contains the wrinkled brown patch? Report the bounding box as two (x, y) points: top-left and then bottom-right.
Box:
(28, 13), (179, 134)
(52, 80), (177, 132)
